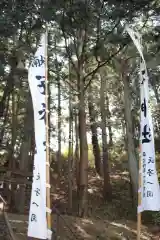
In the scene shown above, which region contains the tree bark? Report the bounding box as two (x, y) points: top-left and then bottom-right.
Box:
(68, 63), (73, 212)
(9, 74), (21, 170)
(106, 94), (113, 147)
(72, 29), (88, 217)
(74, 108), (80, 188)
(17, 90), (33, 213)
(122, 60), (138, 196)
(57, 71), (62, 175)
(100, 73), (112, 201)
(0, 75), (14, 118)
(0, 94), (10, 147)
(78, 84), (88, 216)
(88, 85), (102, 176)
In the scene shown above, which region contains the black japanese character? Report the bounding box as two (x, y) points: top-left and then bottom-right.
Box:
(143, 152), (146, 157)
(141, 68), (146, 84)
(148, 157), (154, 164)
(32, 202), (39, 207)
(142, 125), (151, 144)
(141, 78), (146, 85)
(143, 176), (146, 184)
(38, 103), (46, 121)
(141, 98), (147, 117)
(143, 164), (146, 173)
(147, 182), (153, 184)
(141, 70), (146, 75)
(147, 190), (153, 197)
(147, 169), (154, 176)
(36, 75), (45, 95)
(38, 82), (45, 95)
(143, 186), (146, 197)
(36, 173), (40, 180)
(134, 33), (138, 40)
(31, 213), (37, 222)
(43, 141), (46, 151)
(35, 75), (44, 81)
(35, 188), (40, 196)
(143, 157), (145, 164)
(31, 55), (45, 67)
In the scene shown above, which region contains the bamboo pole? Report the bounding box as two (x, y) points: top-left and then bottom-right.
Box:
(45, 29), (52, 238)
(137, 145), (142, 240)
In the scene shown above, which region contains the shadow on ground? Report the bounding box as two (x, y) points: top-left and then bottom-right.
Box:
(7, 168), (158, 239)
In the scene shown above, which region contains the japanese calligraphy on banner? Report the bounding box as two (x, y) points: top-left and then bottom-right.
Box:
(27, 34), (47, 239)
(125, 25), (160, 212)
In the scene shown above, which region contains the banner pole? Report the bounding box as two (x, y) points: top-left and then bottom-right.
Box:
(137, 212), (141, 240)
(45, 29), (52, 238)
(137, 145), (142, 240)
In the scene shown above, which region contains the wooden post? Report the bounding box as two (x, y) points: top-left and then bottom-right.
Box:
(137, 146), (142, 240)
(45, 29), (52, 238)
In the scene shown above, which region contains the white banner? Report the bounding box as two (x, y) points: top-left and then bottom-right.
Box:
(27, 34), (47, 239)
(125, 26), (160, 212)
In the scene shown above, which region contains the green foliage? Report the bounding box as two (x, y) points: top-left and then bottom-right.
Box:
(62, 144), (95, 167)
(62, 148), (70, 159)
(88, 145), (95, 167)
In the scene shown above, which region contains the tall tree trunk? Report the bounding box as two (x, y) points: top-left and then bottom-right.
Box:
(9, 78), (21, 210)
(78, 79), (88, 216)
(100, 73), (112, 201)
(68, 64), (73, 212)
(11, 82), (16, 169)
(0, 74), (14, 118)
(0, 94), (10, 146)
(88, 85), (102, 176)
(75, 29), (88, 217)
(0, 57), (18, 119)
(122, 61), (138, 196)
(122, 120), (127, 149)
(57, 71), (61, 175)
(9, 75), (21, 169)
(17, 91), (33, 213)
(106, 94), (113, 147)
(74, 108), (79, 188)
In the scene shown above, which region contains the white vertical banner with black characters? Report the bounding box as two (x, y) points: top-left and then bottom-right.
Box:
(125, 26), (160, 212)
(27, 34), (47, 239)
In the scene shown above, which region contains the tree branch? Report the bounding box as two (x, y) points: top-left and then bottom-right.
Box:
(84, 43), (127, 91)
(61, 11), (79, 74)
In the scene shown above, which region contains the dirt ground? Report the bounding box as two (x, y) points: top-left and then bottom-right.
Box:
(8, 212), (154, 240)
(7, 168), (160, 239)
